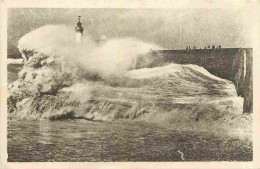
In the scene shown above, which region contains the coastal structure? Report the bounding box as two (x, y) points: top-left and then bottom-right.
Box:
(148, 48), (253, 113)
(75, 16), (84, 43)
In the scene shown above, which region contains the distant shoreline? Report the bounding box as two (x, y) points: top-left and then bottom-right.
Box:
(7, 58), (23, 65)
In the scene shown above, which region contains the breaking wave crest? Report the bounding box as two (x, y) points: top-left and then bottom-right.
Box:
(8, 25), (252, 139)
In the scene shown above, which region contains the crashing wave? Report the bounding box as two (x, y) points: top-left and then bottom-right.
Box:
(8, 25), (252, 139)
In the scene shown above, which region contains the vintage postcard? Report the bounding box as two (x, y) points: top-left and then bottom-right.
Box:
(0, 0), (259, 168)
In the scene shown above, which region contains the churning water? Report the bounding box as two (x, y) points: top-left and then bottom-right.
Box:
(7, 25), (253, 162)
(8, 119), (252, 162)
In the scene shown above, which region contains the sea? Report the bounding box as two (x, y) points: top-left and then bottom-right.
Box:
(8, 119), (252, 162)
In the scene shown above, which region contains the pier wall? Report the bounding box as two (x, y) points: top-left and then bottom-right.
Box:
(149, 48), (253, 113)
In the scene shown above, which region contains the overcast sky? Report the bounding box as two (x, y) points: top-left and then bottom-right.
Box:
(8, 8), (254, 56)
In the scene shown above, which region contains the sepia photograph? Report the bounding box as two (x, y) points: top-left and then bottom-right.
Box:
(1, 0), (259, 168)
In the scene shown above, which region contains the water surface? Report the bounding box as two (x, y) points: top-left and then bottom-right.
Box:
(8, 120), (252, 162)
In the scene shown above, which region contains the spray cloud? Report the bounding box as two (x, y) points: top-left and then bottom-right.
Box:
(18, 25), (162, 77)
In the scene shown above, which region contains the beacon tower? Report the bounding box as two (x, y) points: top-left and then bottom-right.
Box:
(75, 16), (84, 43)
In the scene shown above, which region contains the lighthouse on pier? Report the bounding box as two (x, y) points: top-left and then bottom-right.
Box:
(75, 16), (84, 43)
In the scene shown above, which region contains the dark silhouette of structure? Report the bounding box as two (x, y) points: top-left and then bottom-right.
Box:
(145, 48), (253, 114)
(75, 16), (84, 35)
